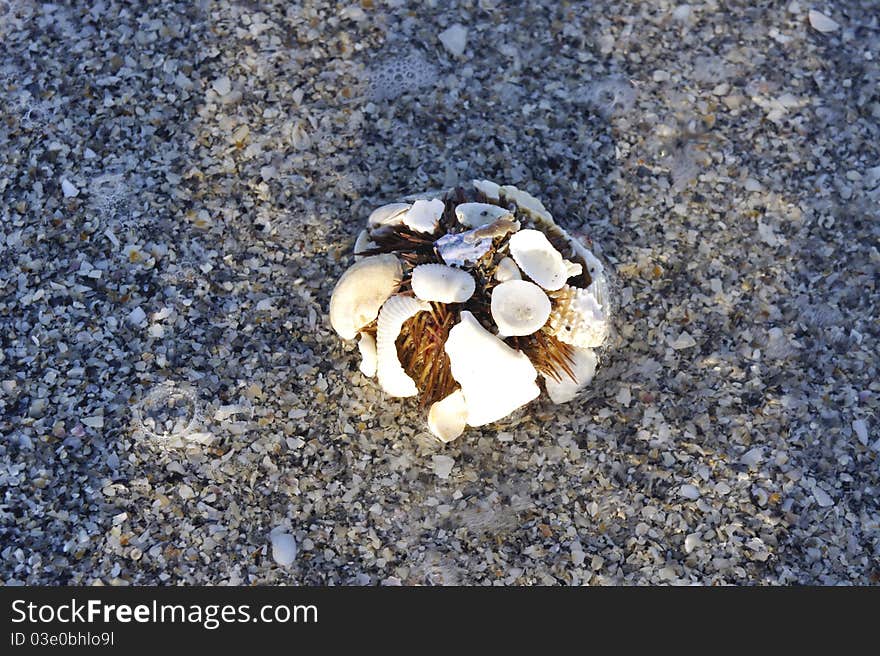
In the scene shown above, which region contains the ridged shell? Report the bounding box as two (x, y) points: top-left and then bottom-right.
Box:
(547, 286), (609, 348)
(376, 295), (430, 397)
(543, 347), (597, 404)
(490, 280), (551, 337)
(402, 198), (444, 234)
(494, 257), (521, 282)
(329, 254), (402, 340)
(455, 202), (513, 228)
(357, 332), (377, 377)
(508, 229), (582, 291)
(368, 203), (410, 229)
(427, 389), (467, 443)
(445, 311), (540, 427)
(411, 264), (475, 303)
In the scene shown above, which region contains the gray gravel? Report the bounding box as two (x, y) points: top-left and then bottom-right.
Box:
(1, 0), (878, 585)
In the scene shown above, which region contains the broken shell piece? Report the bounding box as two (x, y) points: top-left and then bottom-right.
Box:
(330, 254), (403, 340)
(470, 217), (520, 240)
(543, 347), (597, 404)
(490, 280), (551, 337)
(508, 229), (582, 291)
(494, 257), (521, 282)
(353, 229), (377, 260)
(444, 311), (540, 426)
(368, 202), (410, 229)
(548, 286), (609, 348)
(435, 230), (493, 267)
(357, 332), (377, 377)
(500, 184), (554, 224)
(472, 179), (501, 201)
(411, 264), (475, 303)
(402, 198), (444, 234)
(455, 202), (513, 228)
(376, 295), (430, 397)
(427, 389), (467, 442)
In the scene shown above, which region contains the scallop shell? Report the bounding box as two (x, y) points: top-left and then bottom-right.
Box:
(472, 179), (501, 201)
(543, 347), (597, 404)
(368, 202), (410, 229)
(411, 264), (475, 303)
(490, 280), (551, 337)
(455, 202), (513, 228)
(494, 256), (521, 282)
(376, 295), (430, 397)
(427, 389), (467, 442)
(547, 285), (609, 348)
(508, 229), (582, 291)
(402, 198), (444, 234)
(329, 254), (402, 340)
(444, 311), (540, 427)
(357, 332), (377, 377)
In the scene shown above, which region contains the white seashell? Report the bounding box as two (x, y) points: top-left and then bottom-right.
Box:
(435, 230), (493, 267)
(329, 254), (402, 340)
(490, 280), (551, 337)
(444, 311), (540, 427)
(427, 389), (467, 442)
(472, 179), (501, 201)
(455, 202), (513, 228)
(548, 286), (609, 348)
(499, 184), (554, 223)
(357, 332), (377, 377)
(353, 229), (377, 260)
(376, 295), (430, 397)
(543, 347), (597, 404)
(368, 202), (410, 229)
(494, 257), (521, 282)
(411, 264), (475, 303)
(508, 229), (582, 291)
(402, 198), (444, 233)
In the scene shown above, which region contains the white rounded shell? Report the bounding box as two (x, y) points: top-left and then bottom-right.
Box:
(368, 203), (410, 229)
(411, 264), (475, 303)
(376, 295), (430, 397)
(455, 202), (512, 228)
(508, 229), (582, 291)
(329, 254), (402, 340)
(543, 347), (597, 404)
(490, 280), (551, 337)
(494, 256), (521, 282)
(402, 198), (444, 233)
(444, 311), (540, 427)
(427, 389), (467, 443)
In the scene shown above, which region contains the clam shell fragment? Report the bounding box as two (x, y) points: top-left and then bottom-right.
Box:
(376, 295), (430, 397)
(368, 203), (410, 230)
(455, 202), (513, 228)
(357, 332), (377, 377)
(411, 264), (475, 303)
(329, 254), (402, 340)
(445, 311), (540, 427)
(508, 229), (582, 291)
(494, 257), (522, 282)
(402, 198), (444, 234)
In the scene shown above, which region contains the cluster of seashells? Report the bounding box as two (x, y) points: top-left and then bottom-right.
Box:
(329, 180), (611, 443)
